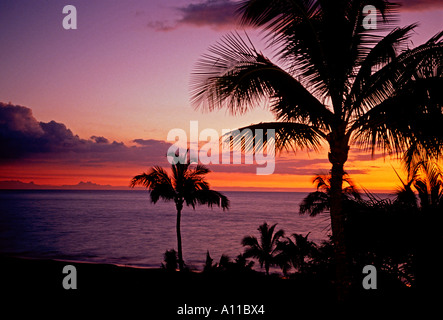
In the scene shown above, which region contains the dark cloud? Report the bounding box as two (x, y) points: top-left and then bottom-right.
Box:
(90, 136), (109, 144)
(133, 138), (168, 147)
(202, 152), (372, 176)
(398, 0), (443, 11)
(203, 155), (329, 175)
(146, 0), (442, 32)
(148, 0), (240, 31)
(0, 103), (171, 166)
(0, 103), (377, 177)
(178, 0), (240, 28)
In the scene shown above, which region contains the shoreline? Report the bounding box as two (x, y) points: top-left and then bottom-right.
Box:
(0, 254), (425, 317)
(1, 253), (162, 270)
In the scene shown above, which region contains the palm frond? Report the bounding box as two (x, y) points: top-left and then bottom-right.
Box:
(222, 121), (325, 155)
(242, 235), (260, 249)
(299, 172), (361, 216)
(272, 228), (285, 247)
(130, 166), (176, 203)
(239, 1), (398, 109)
(189, 189), (230, 210)
(189, 164), (211, 177)
(299, 191), (330, 216)
(350, 33), (443, 117)
(349, 31), (443, 158)
(312, 175), (329, 191)
(346, 24), (417, 119)
(191, 32), (332, 128)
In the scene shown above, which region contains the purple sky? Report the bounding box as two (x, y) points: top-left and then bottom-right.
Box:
(0, 0), (442, 189)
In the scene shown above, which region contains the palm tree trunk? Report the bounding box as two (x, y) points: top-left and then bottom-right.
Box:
(176, 200), (184, 271)
(328, 136), (351, 303)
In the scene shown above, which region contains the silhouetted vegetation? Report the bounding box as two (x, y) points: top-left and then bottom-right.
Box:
(277, 232), (318, 275)
(161, 249), (178, 272)
(299, 174), (361, 217)
(296, 162), (442, 290)
(203, 251), (255, 274)
(151, 157), (441, 303)
(241, 222), (286, 275)
(131, 151), (229, 271)
(192, 0), (443, 301)
(178, 159), (441, 297)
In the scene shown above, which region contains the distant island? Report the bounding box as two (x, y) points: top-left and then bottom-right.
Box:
(0, 180), (326, 192)
(0, 180), (135, 190)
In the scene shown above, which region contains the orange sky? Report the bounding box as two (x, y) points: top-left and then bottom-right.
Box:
(0, 1), (442, 192)
(0, 137), (410, 192)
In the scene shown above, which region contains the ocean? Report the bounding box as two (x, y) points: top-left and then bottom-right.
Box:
(0, 190), (332, 270)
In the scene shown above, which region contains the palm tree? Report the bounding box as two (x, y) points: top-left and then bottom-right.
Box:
(161, 249), (178, 272)
(278, 233), (317, 274)
(413, 161), (443, 212)
(395, 158), (443, 211)
(242, 222), (285, 275)
(130, 153), (229, 271)
(191, 0), (443, 300)
(299, 174), (361, 217)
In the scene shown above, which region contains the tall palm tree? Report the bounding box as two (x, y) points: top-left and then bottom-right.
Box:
(242, 222), (285, 275)
(130, 154), (229, 271)
(191, 0), (443, 300)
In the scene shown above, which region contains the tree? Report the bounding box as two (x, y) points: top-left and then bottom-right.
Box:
(191, 0), (443, 301)
(203, 250), (218, 272)
(161, 249), (178, 272)
(130, 153), (229, 271)
(394, 158), (443, 289)
(299, 174), (361, 217)
(278, 233), (317, 274)
(395, 159), (443, 211)
(242, 222), (285, 275)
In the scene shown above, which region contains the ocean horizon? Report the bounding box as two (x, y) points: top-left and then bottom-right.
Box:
(0, 189), (394, 271)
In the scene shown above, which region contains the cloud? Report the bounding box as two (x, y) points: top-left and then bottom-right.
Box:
(146, 20), (178, 32)
(398, 0), (443, 11)
(148, 0), (241, 31)
(146, 0), (443, 32)
(0, 103), (376, 180)
(0, 102), (171, 166)
(133, 138), (167, 147)
(90, 136), (109, 144)
(178, 0), (240, 28)
(348, 151), (385, 162)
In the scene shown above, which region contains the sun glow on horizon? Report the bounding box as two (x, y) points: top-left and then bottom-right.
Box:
(1, 1), (442, 193)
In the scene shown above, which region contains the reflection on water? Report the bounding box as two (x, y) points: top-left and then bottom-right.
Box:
(0, 190), (330, 268)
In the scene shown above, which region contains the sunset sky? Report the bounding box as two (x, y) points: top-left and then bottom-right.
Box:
(1, 0), (442, 191)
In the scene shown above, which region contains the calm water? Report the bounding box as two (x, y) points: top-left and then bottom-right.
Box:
(0, 190), (331, 269)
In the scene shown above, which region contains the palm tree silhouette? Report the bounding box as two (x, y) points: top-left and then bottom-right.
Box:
(395, 159), (443, 211)
(130, 153), (229, 271)
(191, 0), (443, 300)
(394, 158), (443, 289)
(278, 233), (317, 274)
(299, 174), (361, 217)
(242, 222), (285, 275)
